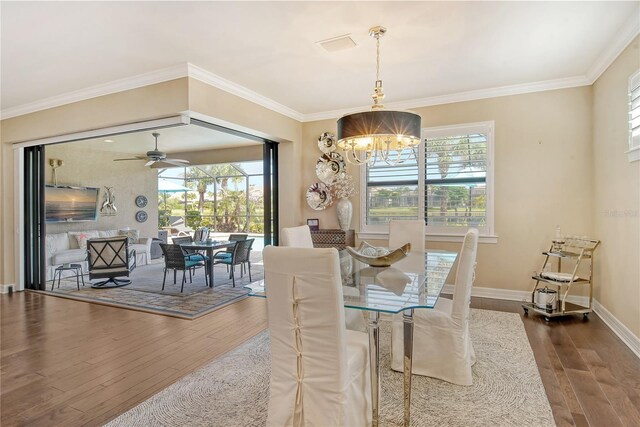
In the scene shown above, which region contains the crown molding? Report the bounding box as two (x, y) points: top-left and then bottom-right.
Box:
(301, 75), (591, 121)
(186, 64), (304, 122)
(586, 8), (640, 84)
(0, 64), (189, 120)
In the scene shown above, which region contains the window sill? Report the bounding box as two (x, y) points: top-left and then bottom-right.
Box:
(627, 146), (640, 162)
(357, 232), (498, 244)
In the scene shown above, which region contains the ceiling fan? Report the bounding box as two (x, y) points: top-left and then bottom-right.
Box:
(113, 132), (190, 167)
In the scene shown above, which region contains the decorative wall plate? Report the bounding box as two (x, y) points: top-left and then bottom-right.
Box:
(316, 152), (346, 184)
(135, 210), (148, 223)
(317, 132), (337, 154)
(135, 195), (148, 208)
(306, 182), (333, 210)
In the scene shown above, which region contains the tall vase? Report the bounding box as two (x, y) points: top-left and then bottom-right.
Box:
(336, 197), (352, 231)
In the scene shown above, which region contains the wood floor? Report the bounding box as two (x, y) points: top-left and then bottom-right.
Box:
(2, 292), (639, 426)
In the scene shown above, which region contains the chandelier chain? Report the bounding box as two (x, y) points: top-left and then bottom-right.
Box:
(376, 35), (381, 82)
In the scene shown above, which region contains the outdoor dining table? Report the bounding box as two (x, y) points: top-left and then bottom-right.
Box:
(246, 248), (458, 427)
(180, 240), (236, 287)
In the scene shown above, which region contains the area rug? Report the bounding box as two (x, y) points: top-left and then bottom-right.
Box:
(106, 309), (555, 426)
(40, 257), (263, 319)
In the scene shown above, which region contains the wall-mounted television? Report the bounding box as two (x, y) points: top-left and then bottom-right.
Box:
(45, 185), (100, 223)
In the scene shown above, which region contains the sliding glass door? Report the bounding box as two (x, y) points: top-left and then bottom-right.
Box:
(23, 145), (46, 290)
(263, 141), (278, 246)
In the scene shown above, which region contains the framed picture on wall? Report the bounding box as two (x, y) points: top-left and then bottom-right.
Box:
(307, 218), (320, 231)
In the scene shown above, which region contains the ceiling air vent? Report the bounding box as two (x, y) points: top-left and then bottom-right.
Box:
(316, 34), (357, 52)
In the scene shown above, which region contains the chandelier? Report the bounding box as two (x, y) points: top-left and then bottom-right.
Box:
(336, 26), (422, 166)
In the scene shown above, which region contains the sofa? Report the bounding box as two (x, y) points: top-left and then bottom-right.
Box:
(45, 229), (152, 281)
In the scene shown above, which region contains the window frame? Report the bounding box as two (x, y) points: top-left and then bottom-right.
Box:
(628, 69), (640, 163)
(359, 121), (496, 243)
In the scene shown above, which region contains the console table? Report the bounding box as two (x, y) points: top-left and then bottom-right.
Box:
(310, 229), (355, 249)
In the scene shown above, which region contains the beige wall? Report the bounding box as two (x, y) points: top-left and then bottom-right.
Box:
(45, 143), (158, 238)
(301, 87), (594, 294)
(170, 144), (263, 166)
(592, 36), (640, 336)
(1, 77), (302, 286)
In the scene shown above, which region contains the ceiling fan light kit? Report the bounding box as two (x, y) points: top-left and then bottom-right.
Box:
(336, 26), (422, 167)
(113, 132), (190, 168)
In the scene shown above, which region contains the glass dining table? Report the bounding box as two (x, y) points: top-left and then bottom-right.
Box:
(245, 248), (458, 427)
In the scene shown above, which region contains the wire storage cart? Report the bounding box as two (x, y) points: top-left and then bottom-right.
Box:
(522, 236), (600, 321)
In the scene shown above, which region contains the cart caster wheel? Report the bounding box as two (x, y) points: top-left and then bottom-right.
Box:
(523, 308), (529, 316)
(544, 316), (551, 322)
(583, 313), (589, 320)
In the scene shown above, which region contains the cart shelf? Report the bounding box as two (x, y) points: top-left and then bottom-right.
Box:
(542, 251), (591, 259)
(531, 275), (590, 285)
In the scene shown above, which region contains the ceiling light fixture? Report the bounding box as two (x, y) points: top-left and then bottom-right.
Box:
(336, 26), (422, 166)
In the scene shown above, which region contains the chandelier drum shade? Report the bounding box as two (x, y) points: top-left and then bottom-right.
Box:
(336, 26), (422, 166)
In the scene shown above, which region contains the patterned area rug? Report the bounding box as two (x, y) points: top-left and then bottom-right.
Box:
(41, 257), (263, 319)
(106, 309), (555, 426)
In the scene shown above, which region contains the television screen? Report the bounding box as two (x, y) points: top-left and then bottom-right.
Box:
(45, 186), (100, 222)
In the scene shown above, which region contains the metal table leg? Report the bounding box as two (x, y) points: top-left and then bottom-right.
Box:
(368, 311), (380, 427)
(403, 309), (414, 426)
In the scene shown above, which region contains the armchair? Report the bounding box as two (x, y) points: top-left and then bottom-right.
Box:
(87, 236), (135, 288)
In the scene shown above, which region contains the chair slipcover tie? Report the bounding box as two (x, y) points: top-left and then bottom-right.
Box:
(292, 278), (305, 426)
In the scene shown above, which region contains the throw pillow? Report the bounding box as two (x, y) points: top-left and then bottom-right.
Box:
(119, 229), (140, 245)
(69, 231), (99, 249)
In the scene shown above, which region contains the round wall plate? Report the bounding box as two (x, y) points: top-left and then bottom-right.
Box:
(316, 152), (346, 184)
(306, 182), (332, 210)
(135, 195), (148, 208)
(317, 132), (336, 154)
(135, 210), (148, 223)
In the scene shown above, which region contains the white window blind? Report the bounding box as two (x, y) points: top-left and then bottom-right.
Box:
(425, 132), (488, 229)
(362, 121), (494, 237)
(629, 70), (640, 162)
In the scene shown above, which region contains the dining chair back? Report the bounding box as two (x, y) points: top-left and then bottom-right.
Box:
(223, 233), (248, 254)
(193, 227), (210, 242)
(262, 246), (371, 427)
(229, 233), (248, 241)
(171, 236), (193, 245)
(451, 228), (479, 325)
(280, 225), (314, 248)
(389, 219), (425, 252)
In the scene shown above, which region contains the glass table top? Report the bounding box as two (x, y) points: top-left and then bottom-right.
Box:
(245, 249), (458, 314)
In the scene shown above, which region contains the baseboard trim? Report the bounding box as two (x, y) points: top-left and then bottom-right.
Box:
(0, 284), (16, 294)
(592, 299), (640, 359)
(442, 284), (639, 359)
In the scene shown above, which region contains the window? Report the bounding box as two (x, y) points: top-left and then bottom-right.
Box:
(629, 70), (640, 162)
(361, 121), (494, 240)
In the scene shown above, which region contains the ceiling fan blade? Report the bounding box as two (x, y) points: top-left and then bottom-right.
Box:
(159, 160), (191, 167)
(164, 158), (189, 164)
(114, 156), (147, 161)
(145, 160), (156, 167)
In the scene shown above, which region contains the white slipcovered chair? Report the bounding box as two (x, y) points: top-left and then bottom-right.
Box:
(263, 246), (372, 427)
(388, 219), (425, 252)
(390, 228), (479, 385)
(281, 225), (365, 332)
(280, 225), (314, 248)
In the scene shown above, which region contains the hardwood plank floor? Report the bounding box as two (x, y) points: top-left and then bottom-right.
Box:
(2, 292), (639, 426)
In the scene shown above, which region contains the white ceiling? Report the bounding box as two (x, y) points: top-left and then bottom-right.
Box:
(59, 124), (260, 155)
(2, 1), (639, 118)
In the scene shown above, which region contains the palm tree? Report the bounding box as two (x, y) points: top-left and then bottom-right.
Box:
(185, 164), (240, 214)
